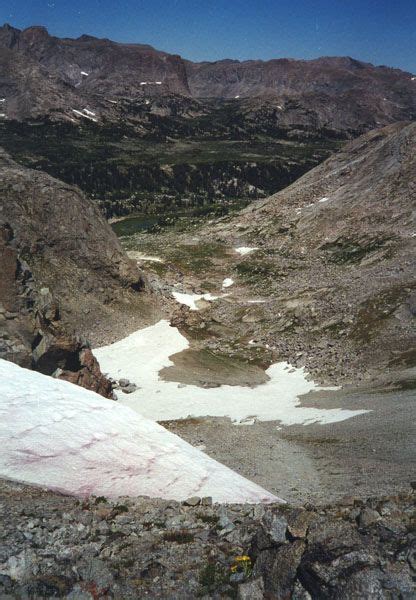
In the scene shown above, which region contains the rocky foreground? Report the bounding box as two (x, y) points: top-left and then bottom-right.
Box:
(0, 480), (415, 599)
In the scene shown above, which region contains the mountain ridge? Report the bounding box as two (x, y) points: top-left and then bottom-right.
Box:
(2, 22), (413, 73)
(1, 22), (415, 135)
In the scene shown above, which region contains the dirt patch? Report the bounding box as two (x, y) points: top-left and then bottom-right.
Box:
(159, 347), (270, 388)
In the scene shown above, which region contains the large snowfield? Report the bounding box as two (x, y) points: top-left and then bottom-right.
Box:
(0, 319), (368, 503)
(0, 359), (279, 503)
(94, 320), (368, 426)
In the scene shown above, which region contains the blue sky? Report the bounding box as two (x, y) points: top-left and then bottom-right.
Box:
(1, 0), (415, 72)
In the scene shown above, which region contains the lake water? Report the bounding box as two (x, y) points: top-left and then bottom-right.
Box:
(111, 215), (161, 236)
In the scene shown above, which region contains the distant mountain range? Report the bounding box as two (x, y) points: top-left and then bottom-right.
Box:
(1, 23), (415, 135)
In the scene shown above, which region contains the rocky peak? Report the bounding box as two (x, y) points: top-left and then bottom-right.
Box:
(21, 25), (50, 40)
(0, 23), (191, 97)
(0, 22), (21, 48)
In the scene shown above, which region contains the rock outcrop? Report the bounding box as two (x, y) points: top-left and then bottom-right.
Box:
(0, 149), (145, 396)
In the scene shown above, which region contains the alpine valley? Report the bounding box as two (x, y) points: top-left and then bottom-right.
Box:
(0, 23), (415, 600)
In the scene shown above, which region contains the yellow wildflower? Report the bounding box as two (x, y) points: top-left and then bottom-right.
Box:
(235, 555), (251, 562)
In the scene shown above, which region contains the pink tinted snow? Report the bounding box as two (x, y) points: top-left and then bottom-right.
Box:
(0, 359), (280, 503)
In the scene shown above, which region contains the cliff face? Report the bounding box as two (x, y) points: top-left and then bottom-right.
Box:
(0, 149), (145, 395)
(187, 55), (415, 99)
(186, 56), (416, 134)
(0, 23), (190, 100)
(0, 44), (88, 121)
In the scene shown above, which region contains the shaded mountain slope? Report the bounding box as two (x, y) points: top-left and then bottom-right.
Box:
(0, 149), (151, 392)
(188, 56), (416, 135)
(0, 45), (91, 121)
(0, 24), (190, 98)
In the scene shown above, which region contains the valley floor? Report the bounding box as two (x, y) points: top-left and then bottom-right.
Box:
(94, 215), (416, 506)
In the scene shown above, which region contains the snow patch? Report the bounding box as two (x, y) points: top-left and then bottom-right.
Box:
(80, 71), (89, 76)
(172, 291), (221, 311)
(304, 197), (330, 209)
(72, 109), (97, 123)
(83, 108), (96, 116)
(94, 320), (369, 427)
(235, 247), (259, 256)
(222, 278), (234, 289)
(127, 251), (164, 263)
(0, 359), (278, 503)
(235, 95), (240, 99)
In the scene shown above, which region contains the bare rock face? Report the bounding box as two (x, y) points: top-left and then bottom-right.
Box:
(0, 224), (18, 312)
(0, 150), (145, 396)
(56, 348), (113, 398)
(0, 43), (91, 121)
(0, 148), (143, 316)
(0, 225), (114, 397)
(14, 25), (190, 97)
(0, 23), (190, 121)
(186, 56), (416, 136)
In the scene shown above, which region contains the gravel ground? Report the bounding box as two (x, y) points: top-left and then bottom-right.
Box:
(163, 376), (416, 506)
